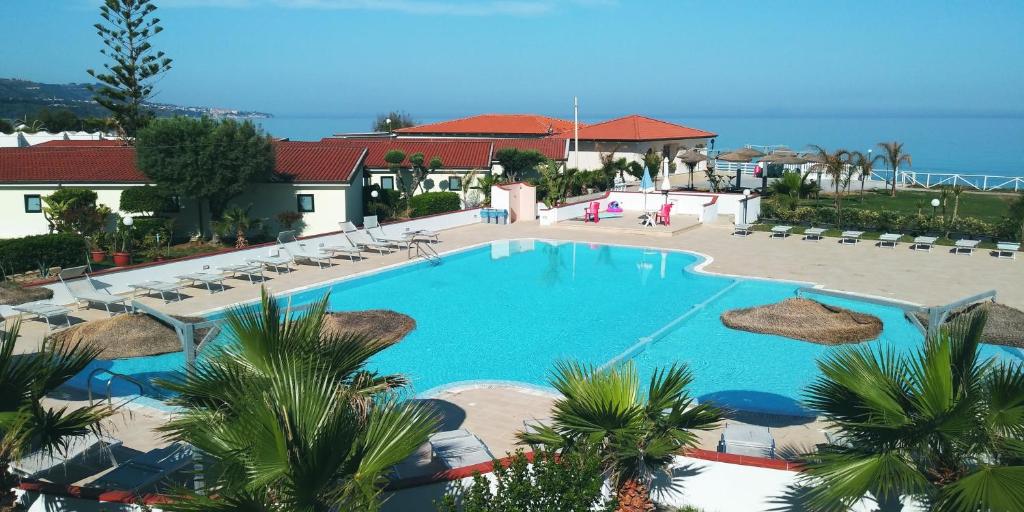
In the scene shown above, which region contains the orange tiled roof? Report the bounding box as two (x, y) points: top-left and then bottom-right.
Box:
(575, 115), (716, 141)
(395, 114), (578, 136)
(33, 139), (129, 147)
(321, 138), (494, 169)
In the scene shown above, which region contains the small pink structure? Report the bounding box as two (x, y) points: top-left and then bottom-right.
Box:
(490, 182), (537, 223)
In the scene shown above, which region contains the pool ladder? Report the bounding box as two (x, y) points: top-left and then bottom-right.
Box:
(87, 368), (146, 409)
(409, 239), (442, 266)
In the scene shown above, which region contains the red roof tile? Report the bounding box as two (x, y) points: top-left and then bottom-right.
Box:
(395, 114), (578, 136)
(321, 138), (493, 169)
(34, 139), (129, 147)
(0, 142), (367, 184)
(487, 138), (568, 160)
(575, 115), (716, 141)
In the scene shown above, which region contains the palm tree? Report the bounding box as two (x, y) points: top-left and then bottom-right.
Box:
(808, 146), (851, 226)
(1, 321), (113, 508)
(950, 184), (965, 221)
(800, 311), (1024, 512)
(518, 361), (722, 512)
(878, 141), (912, 197)
(851, 150), (882, 197)
(158, 290), (437, 512)
(213, 205), (262, 248)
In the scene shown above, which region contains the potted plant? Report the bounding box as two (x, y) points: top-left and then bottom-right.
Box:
(86, 233), (107, 263)
(112, 217), (134, 266)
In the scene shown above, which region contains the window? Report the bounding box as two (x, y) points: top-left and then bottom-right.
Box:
(24, 194), (42, 213)
(381, 176), (395, 190)
(296, 194), (315, 213)
(448, 176), (463, 191)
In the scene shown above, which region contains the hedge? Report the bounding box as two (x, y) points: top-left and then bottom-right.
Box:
(0, 234), (88, 275)
(409, 192), (460, 218)
(120, 186), (174, 214)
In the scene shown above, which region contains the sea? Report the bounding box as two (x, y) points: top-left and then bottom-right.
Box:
(257, 115), (1024, 177)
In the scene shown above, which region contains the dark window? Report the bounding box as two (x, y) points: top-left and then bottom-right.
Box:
(297, 194), (315, 213)
(449, 176), (463, 191)
(24, 194), (42, 213)
(163, 195), (181, 213)
(381, 176), (395, 190)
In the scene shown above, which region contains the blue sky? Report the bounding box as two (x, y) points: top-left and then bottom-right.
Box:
(3, 0), (1022, 118)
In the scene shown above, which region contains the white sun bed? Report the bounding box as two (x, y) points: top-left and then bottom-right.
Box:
(912, 236), (938, 252)
(59, 266), (132, 316)
(839, 231), (864, 244)
(319, 235), (364, 262)
(770, 225), (792, 239)
(11, 433), (121, 478)
(175, 270), (227, 293)
(718, 423), (775, 459)
(219, 263), (266, 283)
(248, 251), (294, 273)
(428, 429), (495, 469)
(996, 242), (1020, 259)
(277, 231), (334, 269)
(732, 223), (753, 236)
(878, 233), (902, 249)
(11, 302), (72, 331)
(128, 280), (186, 303)
(364, 216), (412, 249)
(341, 221), (394, 254)
(954, 239), (980, 255)
(803, 227), (826, 241)
(87, 443), (193, 492)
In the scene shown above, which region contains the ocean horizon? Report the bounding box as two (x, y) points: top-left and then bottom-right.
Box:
(258, 115), (1024, 178)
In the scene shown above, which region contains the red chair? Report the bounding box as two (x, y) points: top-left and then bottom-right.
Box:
(583, 201), (601, 223)
(655, 203), (673, 226)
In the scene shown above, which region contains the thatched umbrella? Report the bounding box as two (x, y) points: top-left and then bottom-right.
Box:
(735, 147), (765, 158)
(676, 149), (706, 189)
(716, 150), (754, 189)
(799, 152), (827, 189)
(757, 152), (809, 190)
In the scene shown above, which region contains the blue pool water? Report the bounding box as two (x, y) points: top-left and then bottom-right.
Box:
(68, 240), (1016, 416)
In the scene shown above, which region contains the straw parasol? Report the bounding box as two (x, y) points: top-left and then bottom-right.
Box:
(757, 151), (809, 189)
(676, 149), (706, 189)
(715, 150), (754, 189)
(721, 298), (882, 345)
(735, 147), (765, 158)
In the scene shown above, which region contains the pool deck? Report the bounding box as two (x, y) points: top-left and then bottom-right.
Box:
(10, 219), (1023, 489)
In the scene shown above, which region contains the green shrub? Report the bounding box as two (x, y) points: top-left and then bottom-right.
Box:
(876, 210), (901, 232)
(363, 185), (404, 221)
(120, 186), (175, 214)
(0, 234), (88, 274)
(409, 191), (460, 218)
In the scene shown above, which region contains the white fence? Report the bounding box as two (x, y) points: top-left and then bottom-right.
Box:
(712, 161), (1023, 192)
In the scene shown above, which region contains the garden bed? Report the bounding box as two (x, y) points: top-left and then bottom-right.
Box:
(721, 298), (883, 344)
(0, 281), (54, 306)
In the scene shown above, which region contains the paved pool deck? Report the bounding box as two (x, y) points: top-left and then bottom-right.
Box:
(8, 219), (1023, 486)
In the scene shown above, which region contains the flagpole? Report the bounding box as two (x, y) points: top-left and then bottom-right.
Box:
(573, 96), (579, 170)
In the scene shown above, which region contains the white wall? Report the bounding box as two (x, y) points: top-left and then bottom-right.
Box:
(566, 138), (711, 171)
(233, 183), (355, 236)
(365, 168), (484, 198)
(0, 183), (143, 238)
(537, 190), (760, 226)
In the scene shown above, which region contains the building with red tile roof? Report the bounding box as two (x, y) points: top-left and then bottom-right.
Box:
(33, 139), (129, 147)
(320, 138), (494, 169)
(575, 115), (716, 142)
(395, 114), (577, 137)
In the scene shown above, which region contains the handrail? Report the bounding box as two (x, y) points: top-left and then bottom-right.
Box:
(409, 240), (442, 265)
(87, 367), (146, 407)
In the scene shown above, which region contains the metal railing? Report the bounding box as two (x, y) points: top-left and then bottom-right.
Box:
(87, 367), (146, 407)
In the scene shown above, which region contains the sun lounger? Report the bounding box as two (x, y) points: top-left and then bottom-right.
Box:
(429, 429), (495, 469)
(839, 231), (864, 245)
(219, 263), (266, 283)
(803, 227), (826, 241)
(732, 223), (753, 236)
(718, 423), (775, 459)
(87, 443), (193, 492)
(954, 239), (980, 255)
(341, 221), (394, 254)
(364, 216), (412, 249)
(770, 225), (792, 239)
(248, 251), (294, 274)
(175, 269), (227, 293)
(11, 433), (121, 478)
(11, 302), (72, 330)
(320, 235), (364, 262)
(128, 280), (186, 303)
(878, 233), (902, 249)
(59, 266), (132, 316)
(912, 236), (938, 252)
(277, 231), (334, 269)
(996, 242), (1020, 259)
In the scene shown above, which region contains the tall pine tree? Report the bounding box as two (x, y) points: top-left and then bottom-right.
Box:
(87, 0), (172, 139)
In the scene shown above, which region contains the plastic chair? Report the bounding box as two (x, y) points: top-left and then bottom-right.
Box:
(655, 203), (673, 226)
(583, 202), (600, 223)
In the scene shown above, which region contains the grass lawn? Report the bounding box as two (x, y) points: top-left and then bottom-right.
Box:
(798, 189), (1018, 223)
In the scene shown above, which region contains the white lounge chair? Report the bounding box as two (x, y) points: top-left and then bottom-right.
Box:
(996, 242), (1020, 259)
(912, 236), (938, 252)
(803, 227), (826, 241)
(11, 433), (121, 478)
(878, 233), (902, 249)
(839, 231), (864, 245)
(428, 429), (495, 469)
(954, 239), (980, 255)
(219, 263), (266, 283)
(277, 231), (334, 269)
(732, 223), (753, 237)
(12, 302), (72, 331)
(249, 250), (294, 274)
(129, 280), (186, 303)
(320, 234), (364, 262)
(718, 423), (775, 459)
(366, 215), (440, 244)
(59, 266), (132, 316)
(363, 216), (412, 249)
(770, 225), (792, 239)
(87, 443), (193, 492)
(341, 221), (393, 255)
(175, 268), (227, 293)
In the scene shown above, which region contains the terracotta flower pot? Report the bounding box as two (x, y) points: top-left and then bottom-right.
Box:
(112, 252), (132, 267)
(89, 250), (107, 263)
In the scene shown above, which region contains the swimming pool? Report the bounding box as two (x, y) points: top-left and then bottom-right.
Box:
(67, 239), (1015, 416)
